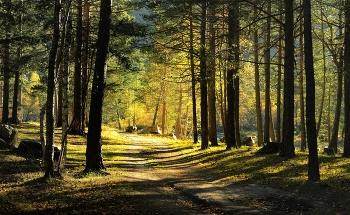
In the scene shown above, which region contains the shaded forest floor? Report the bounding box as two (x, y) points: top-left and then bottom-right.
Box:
(0, 123), (350, 214)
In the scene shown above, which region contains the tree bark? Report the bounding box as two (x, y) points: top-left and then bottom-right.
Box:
(189, 4), (198, 144)
(81, 0), (90, 132)
(208, 2), (218, 146)
(226, 1), (239, 150)
(299, 6), (306, 151)
(200, 2), (209, 150)
(85, 0), (112, 172)
(254, 15), (263, 146)
(44, 0), (61, 178)
(2, 0), (11, 124)
(343, 0), (350, 157)
(280, 0), (295, 158)
(71, 0), (83, 135)
(264, 0), (271, 144)
(304, 0), (320, 181)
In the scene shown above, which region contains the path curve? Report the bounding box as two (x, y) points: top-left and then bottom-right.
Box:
(116, 133), (335, 215)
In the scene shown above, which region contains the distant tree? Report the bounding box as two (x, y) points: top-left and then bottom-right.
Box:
(280, 0), (295, 158)
(304, 0), (320, 181)
(85, 0), (112, 172)
(264, 0), (271, 144)
(2, 0), (11, 124)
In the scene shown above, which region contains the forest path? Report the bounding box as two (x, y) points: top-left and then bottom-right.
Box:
(116, 133), (329, 215)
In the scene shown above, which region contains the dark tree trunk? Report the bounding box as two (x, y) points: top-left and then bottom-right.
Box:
(2, 10), (10, 124)
(343, 0), (350, 157)
(208, 2), (218, 146)
(226, 1), (239, 150)
(280, 0), (295, 158)
(200, 2), (208, 150)
(71, 0), (83, 135)
(264, 0), (271, 144)
(189, 4), (198, 144)
(276, 1), (283, 143)
(329, 64), (343, 153)
(254, 22), (263, 147)
(304, 0), (320, 181)
(85, 0), (112, 172)
(44, 0), (61, 179)
(82, 0), (90, 132)
(299, 8), (306, 151)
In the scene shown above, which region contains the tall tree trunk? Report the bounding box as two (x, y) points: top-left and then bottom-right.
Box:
(85, 0), (112, 172)
(2, 0), (11, 124)
(343, 0), (350, 157)
(71, 0), (83, 135)
(11, 6), (22, 124)
(254, 11), (263, 146)
(189, 4), (198, 144)
(316, 6), (327, 137)
(57, 16), (72, 174)
(226, 0), (239, 150)
(200, 2), (209, 150)
(208, 2), (218, 146)
(304, 0), (320, 181)
(264, 0), (271, 144)
(82, 0), (90, 132)
(276, 0), (283, 143)
(329, 63), (343, 153)
(44, 0), (61, 178)
(299, 6), (306, 151)
(280, 0), (295, 158)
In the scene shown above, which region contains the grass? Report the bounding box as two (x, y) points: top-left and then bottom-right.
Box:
(1, 122), (350, 213)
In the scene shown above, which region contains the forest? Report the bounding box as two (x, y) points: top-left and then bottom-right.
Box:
(0, 0), (350, 214)
(1, 0), (350, 212)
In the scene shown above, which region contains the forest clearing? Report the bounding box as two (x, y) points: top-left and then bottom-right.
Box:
(0, 122), (349, 214)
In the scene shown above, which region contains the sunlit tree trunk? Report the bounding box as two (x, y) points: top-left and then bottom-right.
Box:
(85, 0), (112, 172)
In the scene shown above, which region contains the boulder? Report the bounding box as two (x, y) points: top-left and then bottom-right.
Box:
(0, 124), (18, 148)
(241, 136), (255, 146)
(18, 140), (43, 158)
(149, 125), (162, 134)
(126, 126), (137, 133)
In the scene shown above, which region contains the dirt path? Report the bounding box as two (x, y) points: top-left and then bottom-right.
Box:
(116, 133), (332, 215)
